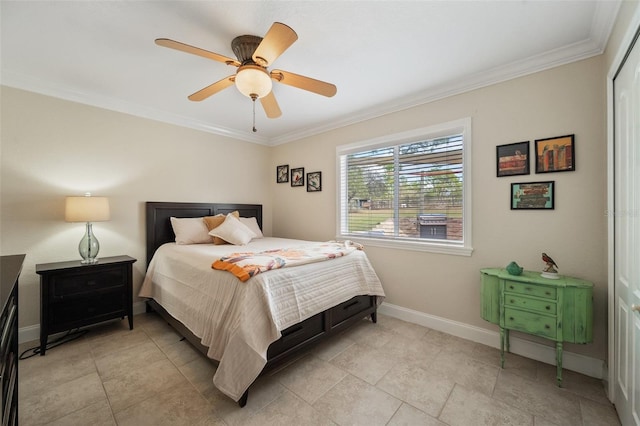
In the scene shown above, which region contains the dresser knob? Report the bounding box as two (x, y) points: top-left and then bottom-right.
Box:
(545, 325), (550, 329)
(546, 306), (550, 310)
(510, 299), (515, 303)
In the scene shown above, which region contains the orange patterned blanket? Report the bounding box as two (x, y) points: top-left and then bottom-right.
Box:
(211, 241), (362, 282)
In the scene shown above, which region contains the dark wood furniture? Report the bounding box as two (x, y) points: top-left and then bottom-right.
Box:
(144, 202), (378, 407)
(0, 255), (23, 426)
(36, 255), (136, 356)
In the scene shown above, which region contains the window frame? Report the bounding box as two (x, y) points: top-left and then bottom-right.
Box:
(336, 117), (473, 256)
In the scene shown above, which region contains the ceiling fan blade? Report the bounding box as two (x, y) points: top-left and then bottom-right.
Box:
(271, 69), (337, 97)
(155, 38), (241, 67)
(252, 22), (298, 67)
(188, 76), (235, 101)
(260, 91), (282, 118)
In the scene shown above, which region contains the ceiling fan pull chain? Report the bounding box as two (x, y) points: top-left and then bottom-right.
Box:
(251, 95), (257, 132)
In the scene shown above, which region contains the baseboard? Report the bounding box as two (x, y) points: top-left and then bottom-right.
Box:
(18, 324), (40, 345)
(378, 301), (605, 379)
(132, 301), (147, 315)
(18, 301), (148, 344)
(21, 301), (605, 379)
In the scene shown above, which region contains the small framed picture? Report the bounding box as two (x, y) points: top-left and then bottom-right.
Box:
(307, 171), (322, 192)
(535, 134), (575, 173)
(291, 167), (304, 187)
(276, 164), (289, 183)
(496, 141), (530, 177)
(511, 181), (555, 210)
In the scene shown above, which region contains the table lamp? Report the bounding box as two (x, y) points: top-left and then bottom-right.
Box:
(65, 194), (110, 264)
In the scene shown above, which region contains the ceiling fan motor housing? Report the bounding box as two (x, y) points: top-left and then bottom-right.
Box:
(231, 35), (264, 65)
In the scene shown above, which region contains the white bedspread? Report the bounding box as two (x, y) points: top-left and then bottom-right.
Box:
(138, 237), (385, 401)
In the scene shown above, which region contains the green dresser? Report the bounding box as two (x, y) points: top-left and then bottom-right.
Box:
(480, 268), (593, 386)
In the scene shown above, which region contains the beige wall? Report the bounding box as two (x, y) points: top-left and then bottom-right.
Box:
(1, 87), (272, 328)
(1, 40), (619, 362)
(271, 56), (608, 360)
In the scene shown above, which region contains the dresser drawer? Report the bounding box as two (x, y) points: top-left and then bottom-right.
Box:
(0, 304), (16, 357)
(504, 295), (557, 315)
(49, 291), (125, 327)
(504, 281), (556, 300)
(51, 266), (125, 298)
(330, 295), (373, 326)
(504, 308), (557, 339)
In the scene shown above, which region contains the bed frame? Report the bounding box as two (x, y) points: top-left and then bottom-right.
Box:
(144, 202), (378, 407)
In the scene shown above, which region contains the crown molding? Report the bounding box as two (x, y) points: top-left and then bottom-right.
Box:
(0, 71), (270, 145)
(591, 0), (623, 52)
(269, 36), (607, 146)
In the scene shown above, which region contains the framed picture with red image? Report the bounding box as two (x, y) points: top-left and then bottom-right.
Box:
(496, 141), (530, 177)
(291, 167), (305, 187)
(535, 134), (575, 173)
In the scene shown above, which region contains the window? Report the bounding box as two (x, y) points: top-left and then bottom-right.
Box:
(337, 118), (472, 256)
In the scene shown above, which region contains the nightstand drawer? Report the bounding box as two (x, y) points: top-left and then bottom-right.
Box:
(504, 281), (556, 300)
(49, 291), (125, 326)
(504, 295), (557, 315)
(51, 266), (125, 298)
(505, 308), (557, 339)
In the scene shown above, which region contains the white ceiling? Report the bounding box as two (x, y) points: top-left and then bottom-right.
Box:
(1, 1), (621, 146)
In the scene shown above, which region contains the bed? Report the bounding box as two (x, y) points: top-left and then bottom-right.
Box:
(140, 202), (385, 406)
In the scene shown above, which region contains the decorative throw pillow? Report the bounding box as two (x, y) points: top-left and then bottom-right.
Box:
(170, 217), (212, 245)
(208, 213), (255, 246)
(203, 211), (240, 245)
(239, 216), (263, 239)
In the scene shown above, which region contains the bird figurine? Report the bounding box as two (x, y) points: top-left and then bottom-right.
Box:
(542, 253), (558, 274)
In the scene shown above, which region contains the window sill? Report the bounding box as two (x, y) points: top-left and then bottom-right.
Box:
(337, 234), (473, 256)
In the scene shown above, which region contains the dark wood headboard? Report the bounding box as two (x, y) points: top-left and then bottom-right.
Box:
(145, 202), (263, 267)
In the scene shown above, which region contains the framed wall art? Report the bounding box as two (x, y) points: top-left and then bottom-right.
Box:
(276, 164), (289, 183)
(291, 167), (305, 187)
(535, 134), (575, 173)
(496, 141), (530, 177)
(511, 181), (555, 210)
(307, 171), (322, 192)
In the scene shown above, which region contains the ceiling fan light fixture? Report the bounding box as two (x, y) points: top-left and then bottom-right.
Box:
(235, 65), (272, 99)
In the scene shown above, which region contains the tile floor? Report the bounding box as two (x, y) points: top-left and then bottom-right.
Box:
(18, 312), (621, 426)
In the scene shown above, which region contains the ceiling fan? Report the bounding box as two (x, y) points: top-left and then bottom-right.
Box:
(156, 22), (337, 130)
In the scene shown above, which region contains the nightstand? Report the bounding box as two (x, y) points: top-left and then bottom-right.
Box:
(36, 255), (136, 355)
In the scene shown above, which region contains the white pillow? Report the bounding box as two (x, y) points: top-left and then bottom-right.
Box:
(208, 213), (255, 245)
(170, 217), (212, 245)
(239, 217), (263, 239)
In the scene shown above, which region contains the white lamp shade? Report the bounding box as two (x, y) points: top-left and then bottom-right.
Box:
(65, 196), (110, 222)
(235, 65), (273, 99)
